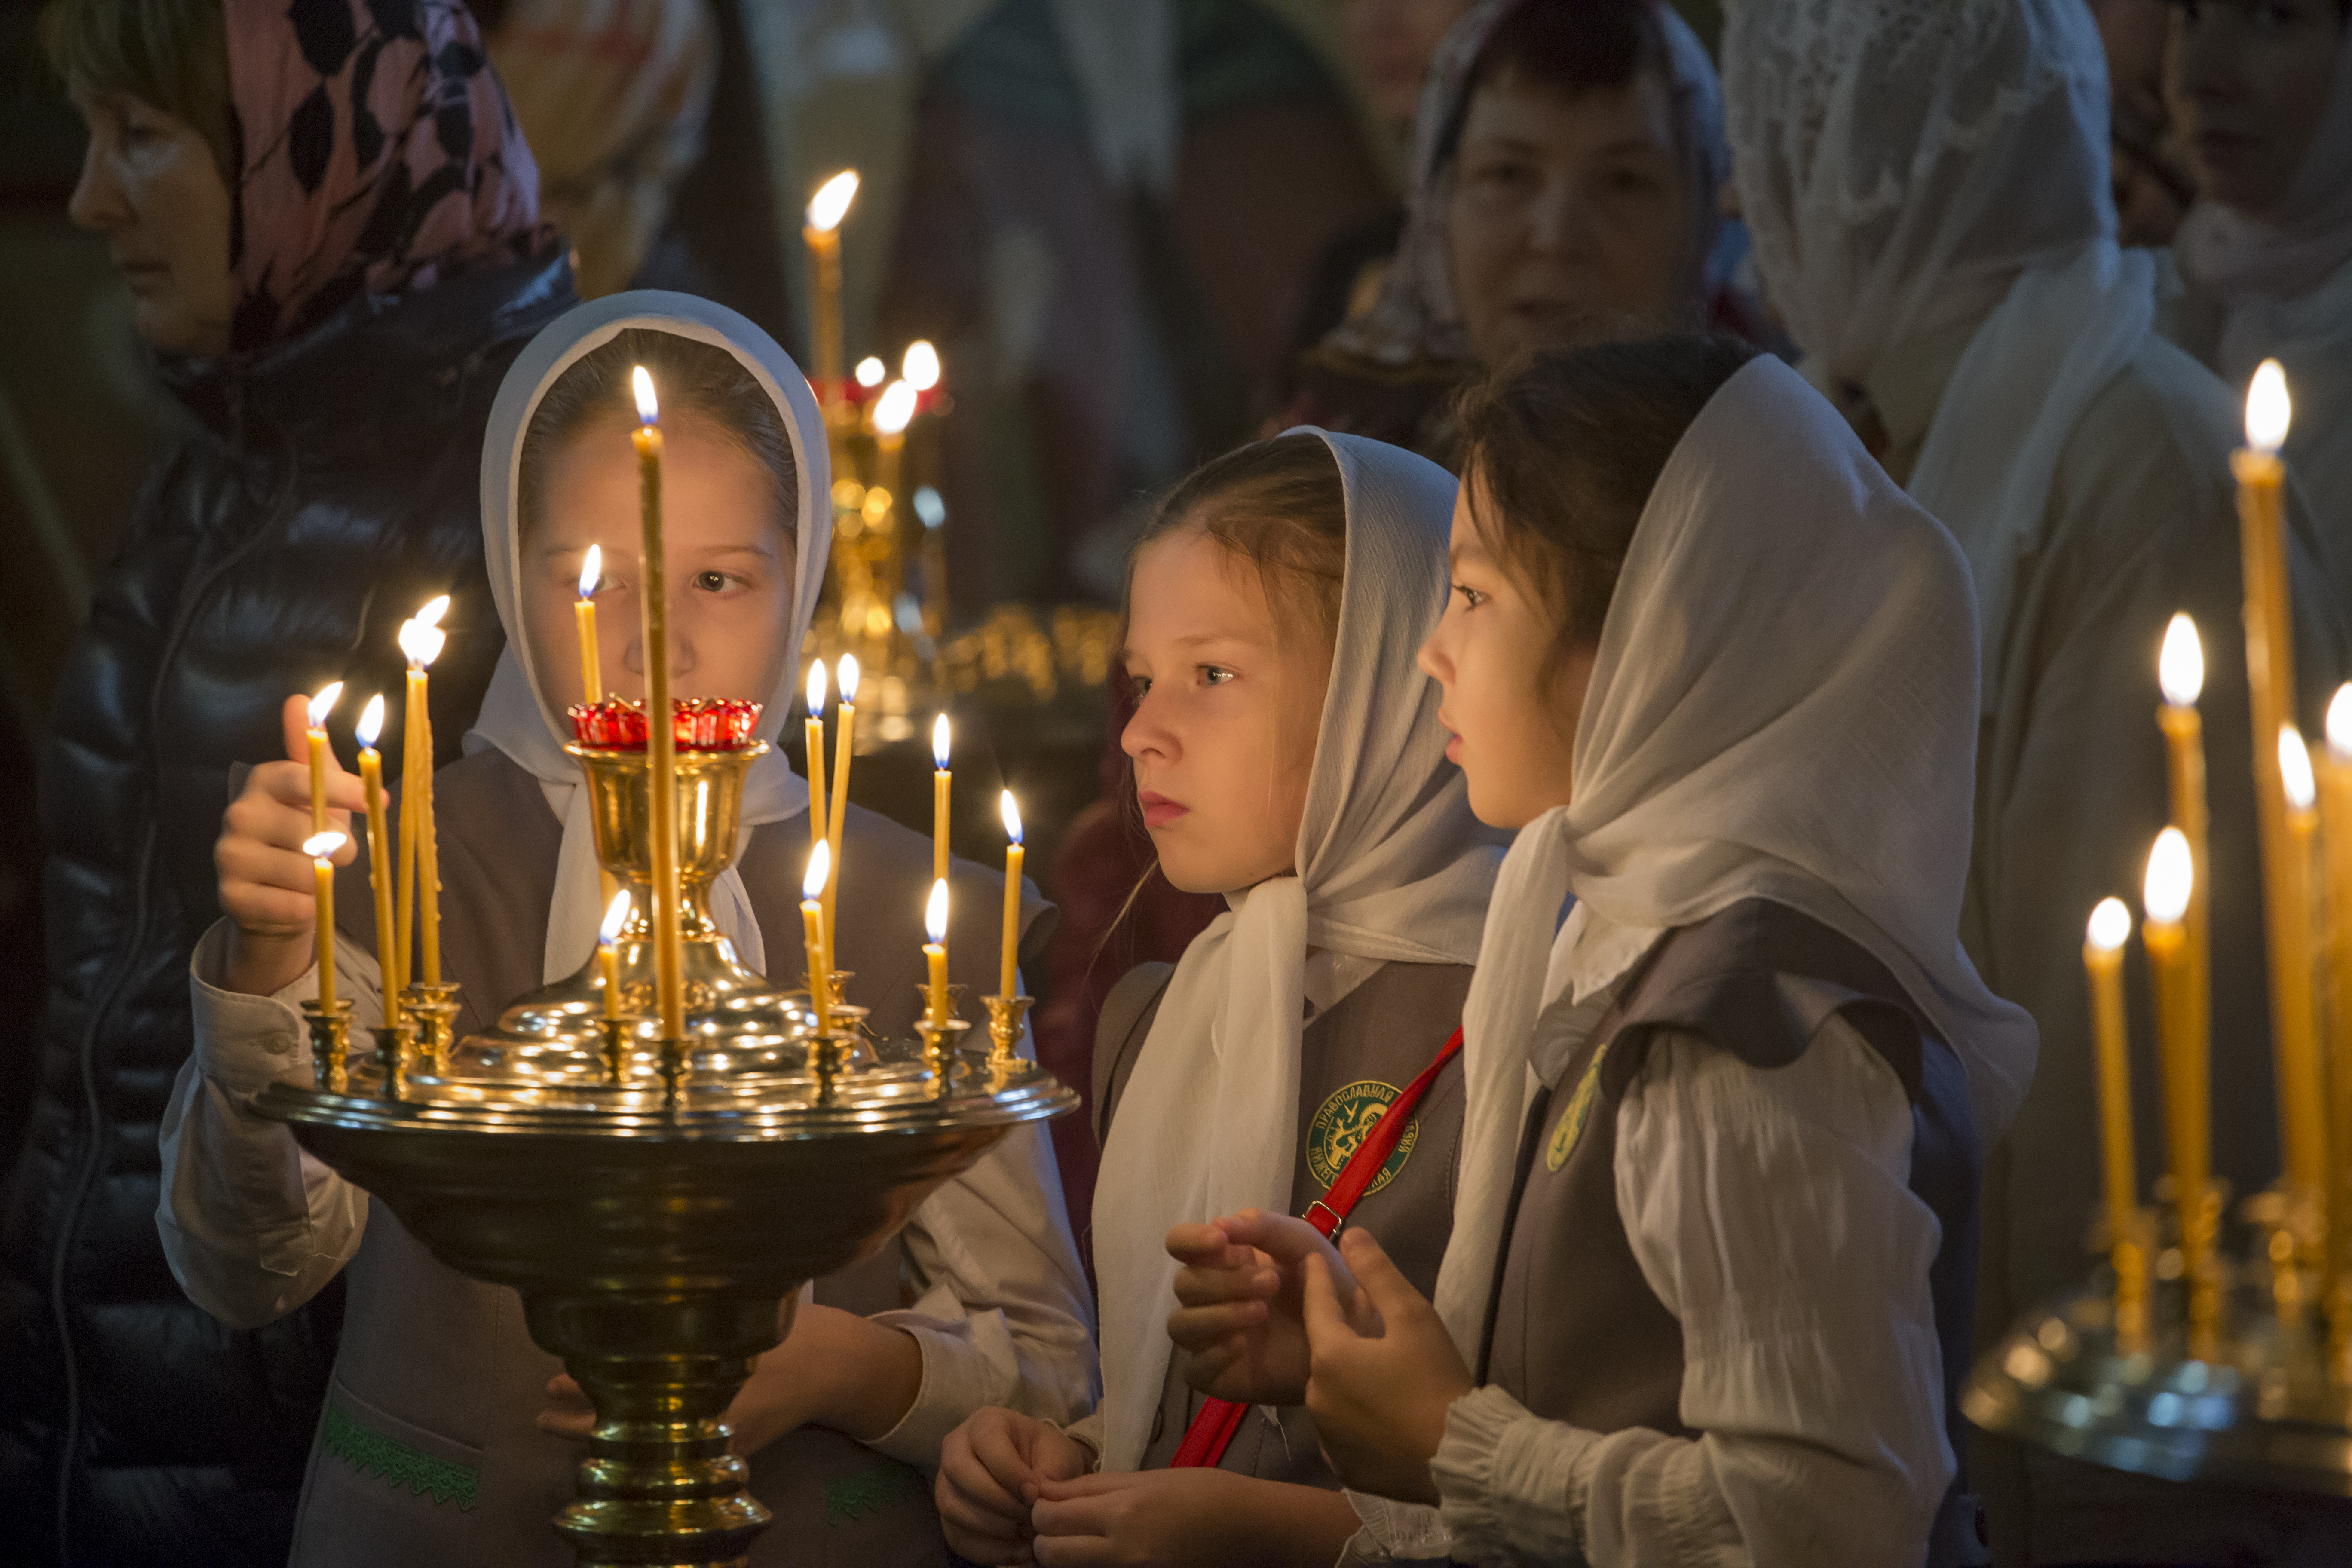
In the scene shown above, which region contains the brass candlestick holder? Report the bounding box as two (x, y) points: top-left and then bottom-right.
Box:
(913, 995), (973, 1096)
(303, 998), (353, 1093)
(257, 714), (1077, 1565)
(401, 982), (460, 1075)
(982, 993), (1033, 1075)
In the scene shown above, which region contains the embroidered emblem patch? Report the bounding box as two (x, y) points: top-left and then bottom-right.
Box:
(1546, 1041), (1611, 1173)
(1307, 1079), (1420, 1197)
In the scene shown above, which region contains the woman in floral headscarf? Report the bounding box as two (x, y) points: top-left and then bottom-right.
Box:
(2, 3), (571, 1560)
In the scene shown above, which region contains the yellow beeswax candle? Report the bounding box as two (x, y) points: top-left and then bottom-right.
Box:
(999, 791), (1023, 1000)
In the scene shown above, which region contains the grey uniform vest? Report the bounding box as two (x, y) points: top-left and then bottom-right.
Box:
(300, 747), (1050, 1566)
(1093, 957), (1472, 1485)
(1483, 898), (1985, 1566)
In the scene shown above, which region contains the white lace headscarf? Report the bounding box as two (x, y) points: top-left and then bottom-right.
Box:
(1722, 0), (2156, 703)
(465, 291), (831, 982)
(1326, 0), (1733, 371)
(1432, 354), (2039, 1360)
(1092, 430), (1505, 1473)
(2177, 16), (2352, 309)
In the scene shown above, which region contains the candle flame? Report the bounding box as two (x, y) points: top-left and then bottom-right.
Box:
(2329, 686), (2352, 760)
(2246, 359), (2291, 452)
(903, 340), (940, 391)
(303, 830), (346, 861)
(855, 356), (885, 388)
(1001, 790), (1022, 846)
(2087, 896), (2131, 952)
(2158, 614), (2202, 706)
(578, 543), (602, 600)
(600, 890), (632, 946)
(933, 712), (952, 769)
(836, 652), (861, 704)
(802, 839), (831, 901)
(632, 366), (659, 428)
(308, 680), (344, 728)
(355, 693), (385, 747)
(2281, 725), (2317, 811)
(806, 661), (828, 717)
(416, 593), (450, 630)
(873, 380), (918, 437)
(2144, 828), (2193, 924)
(398, 617), (446, 668)
(926, 878), (949, 945)
(806, 170), (859, 233)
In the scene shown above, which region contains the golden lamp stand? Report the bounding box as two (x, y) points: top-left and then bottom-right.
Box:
(258, 731), (1074, 1565)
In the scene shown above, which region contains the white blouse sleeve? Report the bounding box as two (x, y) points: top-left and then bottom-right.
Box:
(861, 1003), (1101, 1469)
(156, 920), (376, 1330)
(1430, 1017), (1954, 1568)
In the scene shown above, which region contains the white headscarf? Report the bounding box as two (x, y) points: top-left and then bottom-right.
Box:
(2177, 19), (2352, 308)
(1432, 355), (2039, 1360)
(465, 291), (831, 982)
(1723, 0), (2154, 702)
(1092, 430), (1505, 1473)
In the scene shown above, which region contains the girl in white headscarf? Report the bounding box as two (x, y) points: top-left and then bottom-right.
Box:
(159, 292), (1096, 1565)
(2170, 0), (2352, 588)
(1721, 6), (2352, 1555)
(1197, 337), (2026, 1568)
(933, 430), (1503, 1566)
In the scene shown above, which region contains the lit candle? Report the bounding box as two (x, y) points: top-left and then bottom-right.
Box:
(306, 830), (347, 1013)
(925, 878), (952, 1026)
(306, 681), (344, 837)
(903, 340), (941, 397)
(2085, 897), (2139, 1275)
(354, 695), (399, 1031)
(854, 356), (885, 390)
(2157, 614), (2212, 1108)
(576, 544), (603, 706)
(599, 890), (631, 1021)
(999, 790), (1023, 1000)
(2277, 726), (2331, 1213)
(2321, 687), (2352, 1302)
(804, 661), (830, 851)
(804, 171), (859, 418)
(822, 653), (859, 973)
(802, 841), (833, 1034)
(872, 378), (917, 526)
(632, 366), (686, 1044)
(2143, 829), (2208, 1282)
(398, 599), (449, 987)
(932, 713), (952, 886)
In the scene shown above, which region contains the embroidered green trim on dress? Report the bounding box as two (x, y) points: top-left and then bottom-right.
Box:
(823, 1458), (923, 1526)
(320, 1399), (480, 1510)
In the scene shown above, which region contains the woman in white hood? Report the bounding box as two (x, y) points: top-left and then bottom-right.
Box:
(156, 292), (1096, 1565)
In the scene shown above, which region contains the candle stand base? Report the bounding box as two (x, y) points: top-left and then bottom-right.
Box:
(982, 995), (1033, 1075)
(303, 999), (354, 1093)
(1966, 1273), (2352, 1498)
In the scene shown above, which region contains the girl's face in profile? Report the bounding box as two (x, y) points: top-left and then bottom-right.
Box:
(1121, 526), (1333, 895)
(522, 419), (796, 712)
(1417, 470), (1593, 829)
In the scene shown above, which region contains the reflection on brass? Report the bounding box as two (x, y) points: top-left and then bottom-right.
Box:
(304, 998), (354, 1093)
(982, 994), (1033, 1076)
(401, 983), (461, 1075)
(257, 724), (1077, 1565)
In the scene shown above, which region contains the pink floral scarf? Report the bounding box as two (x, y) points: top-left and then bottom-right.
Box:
(226, 0), (553, 350)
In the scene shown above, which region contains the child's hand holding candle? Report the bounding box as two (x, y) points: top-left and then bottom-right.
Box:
(214, 695), (366, 997)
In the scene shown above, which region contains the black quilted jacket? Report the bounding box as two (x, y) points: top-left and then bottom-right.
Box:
(0, 254), (573, 1567)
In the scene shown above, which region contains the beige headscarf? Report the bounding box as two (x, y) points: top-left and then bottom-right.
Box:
(1092, 430), (1504, 1473)
(1432, 355), (2037, 1359)
(464, 291), (831, 983)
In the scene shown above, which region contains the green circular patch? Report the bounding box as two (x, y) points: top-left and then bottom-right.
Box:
(1307, 1079), (1420, 1197)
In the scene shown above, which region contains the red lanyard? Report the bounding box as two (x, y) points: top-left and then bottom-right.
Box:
(1168, 1025), (1464, 1470)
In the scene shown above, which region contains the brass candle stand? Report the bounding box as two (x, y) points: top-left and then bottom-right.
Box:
(257, 720), (1077, 1565)
(303, 998), (353, 1093)
(1968, 1182), (2352, 1498)
(983, 993), (1034, 1075)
